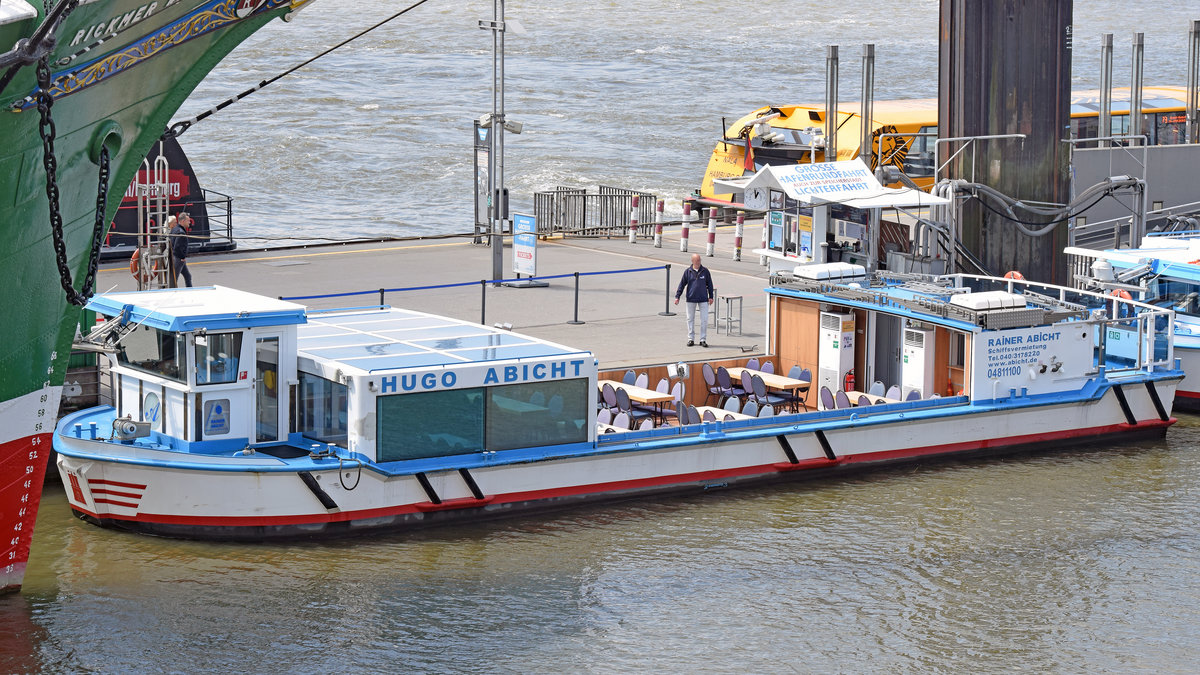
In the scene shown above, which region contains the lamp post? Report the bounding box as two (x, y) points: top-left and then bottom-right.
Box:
(478, 0), (523, 285)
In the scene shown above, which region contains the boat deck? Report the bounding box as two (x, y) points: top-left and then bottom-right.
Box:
(96, 224), (774, 368)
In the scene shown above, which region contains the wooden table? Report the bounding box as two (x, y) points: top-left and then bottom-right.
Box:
(734, 368), (810, 411)
(695, 406), (753, 421)
(599, 379), (676, 423)
(844, 390), (901, 406)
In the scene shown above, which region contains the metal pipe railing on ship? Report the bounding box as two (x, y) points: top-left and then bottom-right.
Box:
(280, 264), (677, 327)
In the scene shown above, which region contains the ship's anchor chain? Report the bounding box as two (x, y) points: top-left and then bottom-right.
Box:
(36, 56), (109, 307)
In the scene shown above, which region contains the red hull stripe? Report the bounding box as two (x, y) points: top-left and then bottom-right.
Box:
(93, 497), (141, 508)
(1176, 390), (1200, 399)
(91, 488), (143, 499)
(88, 478), (147, 489)
(73, 420), (1172, 528)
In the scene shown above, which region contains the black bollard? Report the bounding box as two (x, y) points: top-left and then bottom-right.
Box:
(567, 271), (585, 325)
(659, 264), (677, 316)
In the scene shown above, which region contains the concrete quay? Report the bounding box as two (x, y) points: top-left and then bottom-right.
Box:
(96, 221), (773, 369)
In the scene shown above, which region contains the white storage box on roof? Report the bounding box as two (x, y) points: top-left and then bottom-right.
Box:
(792, 262), (867, 282)
(948, 290), (1025, 311)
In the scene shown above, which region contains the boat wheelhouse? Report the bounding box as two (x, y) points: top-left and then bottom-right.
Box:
(1068, 233), (1200, 410)
(55, 271), (1182, 541)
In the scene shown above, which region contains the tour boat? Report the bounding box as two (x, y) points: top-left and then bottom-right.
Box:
(53, 265), (1182, 540)
(1067, 232), (1200, 411)
(0, 0), (313, 591)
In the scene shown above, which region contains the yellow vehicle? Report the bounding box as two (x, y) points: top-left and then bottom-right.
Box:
(700, 86), (1195, 202)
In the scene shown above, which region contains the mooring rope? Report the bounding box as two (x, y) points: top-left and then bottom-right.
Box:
(164, 0), (435, 139)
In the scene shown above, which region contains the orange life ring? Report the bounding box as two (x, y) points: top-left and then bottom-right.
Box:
(1003, 270), (1025, 280)
(129, 249), (140, 277)
(1109, 289), (1132, 300)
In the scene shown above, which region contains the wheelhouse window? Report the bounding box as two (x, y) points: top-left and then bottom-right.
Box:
(194, 332), (242, 385)
(1148, 278), (1200, 317)
(117, 325), (185, 382)
(298, 372), (348, 445)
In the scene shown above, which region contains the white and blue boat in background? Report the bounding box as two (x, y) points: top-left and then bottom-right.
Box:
(1068, 232), (1200, 411)
(54, 269), (1182, 541)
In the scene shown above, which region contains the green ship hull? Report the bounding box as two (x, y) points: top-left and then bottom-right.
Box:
(0, 0), (309, 594)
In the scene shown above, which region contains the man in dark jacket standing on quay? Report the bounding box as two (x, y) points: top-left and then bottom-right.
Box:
(170, 211), (194, 288)
(674, 253), (715, 347)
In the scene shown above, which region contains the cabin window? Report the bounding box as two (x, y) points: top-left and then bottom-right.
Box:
(485, 379), (589, 451)
(1147, 277), (1200, 317)
(298, 372), (348, 444)
(902, 126), (936, 177)
(377, 388), (485, 461)
(375, 377), (591, 462)
(116, 325), (185, 383)
(194, 332), (242, 385)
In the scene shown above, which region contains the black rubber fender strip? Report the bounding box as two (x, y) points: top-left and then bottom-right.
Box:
(1145, 381), (1169, 422)
(415, 472), (441, 504)
(1113, 384), (1138, 426)
(814, 429), (837, 461)
(298, 471), (338, 510)
(776, 435), (800, 464)
(459, 468), (485, 500)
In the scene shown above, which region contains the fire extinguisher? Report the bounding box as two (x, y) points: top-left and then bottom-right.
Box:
(843, 368), (855, 392)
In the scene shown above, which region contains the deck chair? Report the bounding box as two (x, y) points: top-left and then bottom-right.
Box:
(868, 381), (885, 397)
(634, 372), (648, 389)
(613, 411), (630, 429)
(596, 409), (612, 425)
(702, 409), (716, 422)
(716, 366), (745, 402)
(751, 374), (787, 410)
(757, 405), (774, 418)
(702, 362), (721, 406)
(622, 369), (636, 385)
(885, 385), (902, 400)
(857, 395), (873, 407)
(741, 400), (758, 418)
(723, 396), (741, 413)
(761, 361), (774, 374)
(746, 357), (760, 371)
(686, 405), (702, 425)
(601, 382), (618, 413)
(617, 387), (652, 425)
(655, 378), (670, 393)
(638, 418), (654, 431)
(906, 389), (922, 401)
(834, 390), (851, 409)
(819, 386), (836, 411)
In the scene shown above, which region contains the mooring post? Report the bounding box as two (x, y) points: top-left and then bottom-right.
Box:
(480, 279), (487, 325)
(567, 272), (584, 324)
(732, 211), (744, 261)
(680, 202), (691, 252)
(659, 264), (677, 316)
(628, 194), (640, 244)
(706, 207), (717, 257)
(653, 198), (664, 248)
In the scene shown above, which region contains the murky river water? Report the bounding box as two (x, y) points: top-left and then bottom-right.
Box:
(6, 415), (1200, 672)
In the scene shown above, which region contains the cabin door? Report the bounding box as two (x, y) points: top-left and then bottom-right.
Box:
(255, 335), (281, 443)
(872, 314), (903, 390)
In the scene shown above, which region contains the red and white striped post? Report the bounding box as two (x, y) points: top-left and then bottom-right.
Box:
(733, 210), (744, 261)
(705, 207), (717, 257)
(627, 195), (640, 244)
(759, 213), (768, 266)
(653, 198), (664, 248)
(680, 202), (691, 252)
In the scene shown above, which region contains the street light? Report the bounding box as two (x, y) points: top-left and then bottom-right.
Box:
(478, 2), (525, 286)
